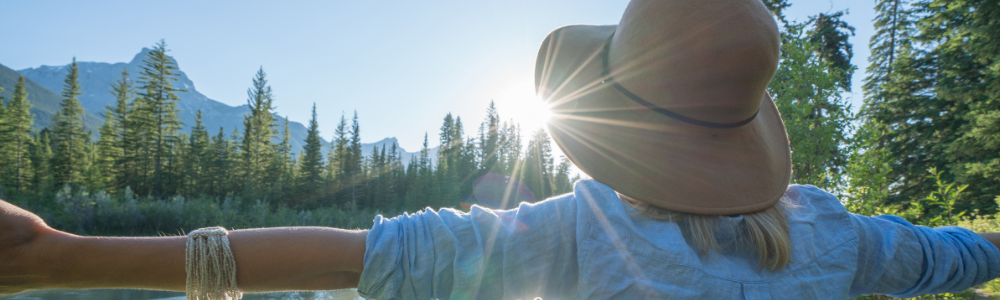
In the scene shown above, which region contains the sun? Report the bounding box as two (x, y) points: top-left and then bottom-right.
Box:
(494, 79), (554, 133)
(510, 95), (554, 132)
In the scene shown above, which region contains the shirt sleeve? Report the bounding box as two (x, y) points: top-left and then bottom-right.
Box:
(848, 213), (1000, 298)
(357, 193), (580, 300)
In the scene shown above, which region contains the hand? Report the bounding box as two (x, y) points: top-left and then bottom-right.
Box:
(0, 199), (61, 294)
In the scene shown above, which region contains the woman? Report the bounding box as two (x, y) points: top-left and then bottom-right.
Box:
(1, 0), (998, 299)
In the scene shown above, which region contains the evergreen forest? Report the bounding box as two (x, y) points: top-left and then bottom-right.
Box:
(0, 39), (578, 234)
(0, 0), (999, 297)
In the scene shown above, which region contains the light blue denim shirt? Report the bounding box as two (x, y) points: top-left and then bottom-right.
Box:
(358, 180), (1000, 299)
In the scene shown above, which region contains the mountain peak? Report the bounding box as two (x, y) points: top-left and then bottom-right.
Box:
(128, 47), (178, 67)
(375, 137), (398, 144)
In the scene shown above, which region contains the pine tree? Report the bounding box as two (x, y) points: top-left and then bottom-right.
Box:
(403, 154), (422, 211)
(508, 123), (523, 175)
(417, 133), (437, 208)
(438, 113), (455, 166)
(859, 0), (1000, 213)
(364, 145), (382, 209)
(1, 76), (34, 191)
(229, 128), (242, 192)
(51, 58), (88, 187)
(206, 127), (230, 197)
(807, 12), (857, 90)
(299, 104), (325, 206)
(93, 70), (133, 192)
(479, 101), (501, 175)
(450, 116), (476, 201)
(374, 145), (391, 209)
(911, 0), (1000, 212)
(420, 133), (430, 174)
(851, 0), (915, 210)
(951, 0), (1000, 212)
(447, 117), (469, 193)
(328, 113), (350, 206)
(520, 129), (554, 201)
(273, 117), (296, 202)
(450, 117), (467, 161)
(863, 0), (914, 115)
(436, 114), (462, 208)
(387, 146), (399, 208)
(208, 127), (242, 198)
(459, 129), (479, 197)
(348, 111), (363, 209)
(95, 111), (118, 190)
(184, 110), (210, 195)
(81, 131), (101, 190)
(241, 67), (278, 197)
(106, 68), (136, 190)
(760, 0), (791, 24)
(29, 130), (53, 194)
(552, 156), (574, 195)
(493, 121), (523, 176)
(137, 40), (185, 195)
(127, 94), (153, 193)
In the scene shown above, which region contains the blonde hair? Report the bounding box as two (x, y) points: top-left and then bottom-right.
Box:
(620, 193), (792, 271)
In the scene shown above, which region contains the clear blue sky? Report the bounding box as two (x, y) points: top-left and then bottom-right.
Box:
(1, 0), (874, 153)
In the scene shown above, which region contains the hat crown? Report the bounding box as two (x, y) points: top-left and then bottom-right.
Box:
(608, 0), (780, 124)
(533, 0), (792, 215)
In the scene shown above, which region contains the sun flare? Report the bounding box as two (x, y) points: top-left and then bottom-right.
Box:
(494, 80), (554, 133)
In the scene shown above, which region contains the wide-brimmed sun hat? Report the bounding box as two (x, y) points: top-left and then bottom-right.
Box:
(536, 0), (790, 215)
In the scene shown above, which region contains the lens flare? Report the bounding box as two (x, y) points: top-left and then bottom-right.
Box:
(495, 80), (554, 132)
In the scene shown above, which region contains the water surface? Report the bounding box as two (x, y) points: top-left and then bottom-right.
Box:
(0, 289), (363, 300)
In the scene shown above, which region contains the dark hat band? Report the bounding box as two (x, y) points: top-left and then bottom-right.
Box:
(600, 34), (759, 129)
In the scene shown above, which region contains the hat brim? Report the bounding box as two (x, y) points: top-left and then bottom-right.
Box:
(536, 25), (791, 215)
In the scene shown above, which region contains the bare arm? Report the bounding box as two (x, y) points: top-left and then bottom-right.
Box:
(978, 232), (1000, 252)
(0, 199), (367, 294)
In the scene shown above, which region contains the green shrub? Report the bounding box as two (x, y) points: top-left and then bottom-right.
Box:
(37, 186), (399, 236)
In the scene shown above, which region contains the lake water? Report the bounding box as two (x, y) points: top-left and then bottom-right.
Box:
(0, 289), (363, 300)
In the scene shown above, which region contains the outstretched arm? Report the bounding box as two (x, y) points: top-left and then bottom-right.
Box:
(848, 213), (1000, 298)
(979, 232), (1000, 252)
(0, 199), (366, 294)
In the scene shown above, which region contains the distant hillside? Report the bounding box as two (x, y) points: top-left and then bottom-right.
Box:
(18, 48), (319, 151)
(16, 49), (434, 162)
(0, 63), (103, 131)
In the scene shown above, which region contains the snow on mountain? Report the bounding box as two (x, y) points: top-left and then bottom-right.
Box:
(362, 137), (439, 166)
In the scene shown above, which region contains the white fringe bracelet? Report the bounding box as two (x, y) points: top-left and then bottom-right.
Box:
(186, 227), (242, 300)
